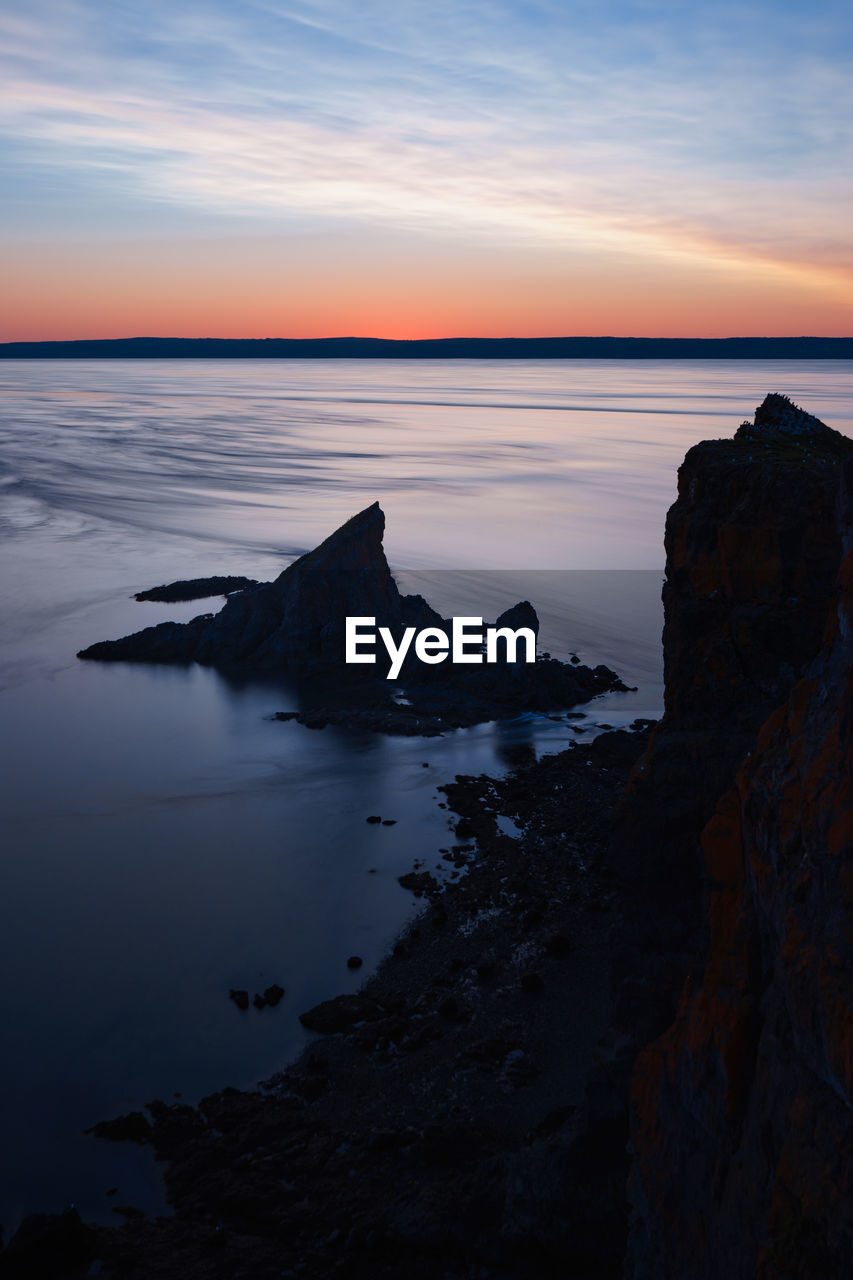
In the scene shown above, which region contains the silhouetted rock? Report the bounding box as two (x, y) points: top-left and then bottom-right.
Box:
(78, 503), (625, 729)
(228, 988), (250, 1011)
(86, 1111), (151, 1143)
(81, 503), (402, 668)
(615, 397), (853, 1276)
(299, 993), (385, 1034)
(612, 392), (853, 1050)
(134, 576), (259, 602)
(494, 599), (539, 637)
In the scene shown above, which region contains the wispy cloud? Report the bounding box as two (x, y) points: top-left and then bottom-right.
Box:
(1, 1), (851, 297)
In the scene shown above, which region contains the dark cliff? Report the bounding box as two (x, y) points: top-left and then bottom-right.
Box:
(612, 394), (852, 1047)
(621, 397), (853, 1275)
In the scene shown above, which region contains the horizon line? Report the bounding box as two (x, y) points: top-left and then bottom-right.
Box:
(3, 333), (853, 345)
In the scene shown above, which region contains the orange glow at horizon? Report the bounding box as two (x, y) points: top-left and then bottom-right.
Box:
(3, 234), (853, 343)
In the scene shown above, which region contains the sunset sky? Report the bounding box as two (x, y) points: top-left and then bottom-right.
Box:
(1, 0), (852, 340)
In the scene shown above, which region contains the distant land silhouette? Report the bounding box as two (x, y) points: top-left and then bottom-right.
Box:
(2, 336), (853, 359)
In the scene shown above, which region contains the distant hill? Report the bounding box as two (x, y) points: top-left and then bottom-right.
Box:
(1, 335), (852, 359)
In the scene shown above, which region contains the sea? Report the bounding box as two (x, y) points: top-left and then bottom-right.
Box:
(1, 358), (851, 1230)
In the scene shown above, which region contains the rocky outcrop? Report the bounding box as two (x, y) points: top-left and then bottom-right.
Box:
(80, 503), (411, 668)
(133, 576), (259, 603)
(623, 406), (853, 1275)
(78, 502), (626, 728)
(611, 393), (853, 1046)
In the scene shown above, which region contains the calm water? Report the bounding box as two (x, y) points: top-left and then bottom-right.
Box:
(1, 359), (851, 1229)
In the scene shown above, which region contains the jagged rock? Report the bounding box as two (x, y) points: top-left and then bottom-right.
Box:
(81, 503), (404, 668)
(620, 409), (853, 1276)
(494, 600), (539, 638)
(298, 993), (385, 1034)
(134, 576), (259, 602)
(611, 392), (853, 1049)
(86, 1110), (151, 1143)
(738, 392), (852, 449)
(78, 503), (625, 728)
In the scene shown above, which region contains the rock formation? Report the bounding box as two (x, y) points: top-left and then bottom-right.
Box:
(611, 392), (853, 1047)
(80, 503), (414, 668)
(133, 576), (259, 603)
(78, 501), (625, 728)
(621, 397), (853, 1275)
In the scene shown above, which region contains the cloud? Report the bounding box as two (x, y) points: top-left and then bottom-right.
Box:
(0, 0), (851, 296)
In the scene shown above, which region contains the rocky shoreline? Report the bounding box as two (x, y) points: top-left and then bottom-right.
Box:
(3, 393), (852, 1278)
(0, 725), (652, 1279)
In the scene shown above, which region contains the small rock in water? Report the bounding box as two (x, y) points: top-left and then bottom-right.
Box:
(366, 815), (382, 824)
(347, 955), (363, 970)
(263, 983), (285, 1006)
(133, 575), (259, 603)
(382, 818), (397, 826)
(87, 1111), (151, 1143)
(252, 993), (267, 1010)
(228, 988), (250, 1011)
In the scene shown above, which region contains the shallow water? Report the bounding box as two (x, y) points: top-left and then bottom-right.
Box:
(0, 359), (850, 1228)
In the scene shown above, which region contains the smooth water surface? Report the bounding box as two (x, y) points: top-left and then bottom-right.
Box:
(1, 359), (850, 1228)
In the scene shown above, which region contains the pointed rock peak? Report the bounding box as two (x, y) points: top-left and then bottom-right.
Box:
(735, 393), (853, 459)
(275, 502), (387, 582)
(751, 393), (828, 437)
(311, 501), (384, 550)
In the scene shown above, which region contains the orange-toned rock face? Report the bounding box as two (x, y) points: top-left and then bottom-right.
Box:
(625, 436), (853, 1277)
(610, 397), (853, 1052)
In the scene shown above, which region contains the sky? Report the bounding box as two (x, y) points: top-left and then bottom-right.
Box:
(1, 0), (852, 340)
